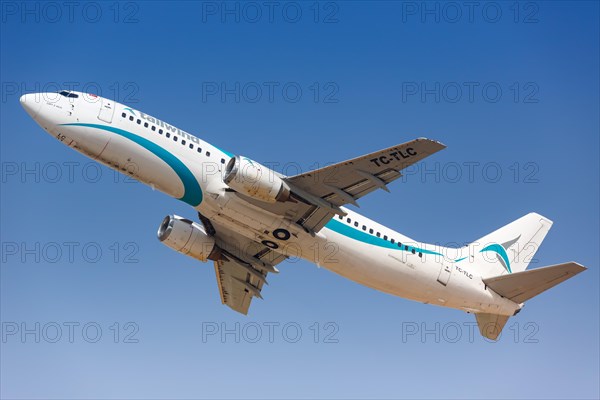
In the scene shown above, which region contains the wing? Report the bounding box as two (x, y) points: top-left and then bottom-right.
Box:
(199, 214), (286, 315)
(286, 138), (446, 206)
(225, 138), (445, 234)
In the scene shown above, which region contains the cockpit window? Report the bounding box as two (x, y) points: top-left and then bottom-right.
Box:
(58, 91), (79, 98)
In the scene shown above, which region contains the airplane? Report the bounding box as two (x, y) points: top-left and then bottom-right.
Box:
(20, 90), (587, 340)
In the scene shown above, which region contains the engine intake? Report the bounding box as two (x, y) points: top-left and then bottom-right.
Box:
(157, 215), (220, 262)
(224, 155), (291, 203)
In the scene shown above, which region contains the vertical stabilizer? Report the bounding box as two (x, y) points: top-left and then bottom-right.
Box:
(475, 313), (510, 340)
(472, 213), (553, 277)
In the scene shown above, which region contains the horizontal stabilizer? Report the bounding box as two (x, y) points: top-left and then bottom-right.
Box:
(483, 262), (586, 304)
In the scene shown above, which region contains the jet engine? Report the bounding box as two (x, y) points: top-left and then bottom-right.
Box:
(223, 155), (291, 203)
(157, 215), (220, 262)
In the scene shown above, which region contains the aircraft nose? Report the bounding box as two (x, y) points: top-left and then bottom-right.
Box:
(20, 93), (43, 119)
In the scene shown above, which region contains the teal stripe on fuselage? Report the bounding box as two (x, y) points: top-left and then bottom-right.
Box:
(60, 123), (203, 207)
(324, 218), (441, 256)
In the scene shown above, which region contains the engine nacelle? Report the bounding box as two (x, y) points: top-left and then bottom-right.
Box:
(157, 215), (219, 262)
(224, 155), (291, 203)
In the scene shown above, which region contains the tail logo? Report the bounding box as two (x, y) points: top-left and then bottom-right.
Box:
(480, 235), (520, 273)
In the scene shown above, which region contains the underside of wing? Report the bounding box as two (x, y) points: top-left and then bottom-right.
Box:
(213, 258), (264, 315)
(199, 214), (286, 314)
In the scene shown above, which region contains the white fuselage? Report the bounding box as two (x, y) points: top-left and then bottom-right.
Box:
(20, 91), (521, 317)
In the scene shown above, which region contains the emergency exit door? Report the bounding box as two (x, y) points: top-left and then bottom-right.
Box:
(437, 262), (452, 286)
(98, 97), (114, 123)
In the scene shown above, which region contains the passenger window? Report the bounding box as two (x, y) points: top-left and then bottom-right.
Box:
(391, 239), (395, 244)
(369, 229), (373, 234)
(398, 242), (402, 247)
(206, 151), (211, 156)
(354, 222), (358, 227)
(411, 249), (416, 254)
(174, 136), (178, 142)
(182, 140), (186, 145)
(339, 215), (343, 220)
(121, 113), (126, 118)
(189, 143), (194, 149)
(137, 119), (141, 124)
(159, 129), (163, 134)
(418, 253), (423, 258)
(144, 122), (148, 128)
(362, 225), (366, 231)
(221, 158), (225, 164)
(376, 232), (381, 237)
(405, 245), (409, 251)
(197, 148), (202, 153)
(129, 116), (134, 121)
(151, 126), (156, 131)
(384, 235), (388, 240)
(166, 133), (171, 138)
(347, 218), (351, 223)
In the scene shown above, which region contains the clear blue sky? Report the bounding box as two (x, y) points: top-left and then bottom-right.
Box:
(1, 1), (598, 399)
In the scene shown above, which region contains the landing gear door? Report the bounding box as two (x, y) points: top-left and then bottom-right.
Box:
(437, 261), (452, 286)
(98, 97), (115, 123)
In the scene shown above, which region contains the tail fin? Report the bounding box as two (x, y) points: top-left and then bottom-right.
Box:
(471, 213), (553, 277)
(475, 262), (586, 340)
